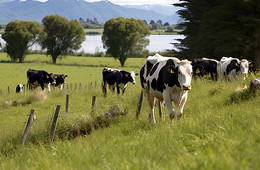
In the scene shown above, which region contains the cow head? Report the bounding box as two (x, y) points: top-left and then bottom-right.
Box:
(176, 60), (193, 90)
(48, 73), (56, 85)
(240, 59), (250, 75)
(124, 71), (137, 84)
(57, 74), (68, 84)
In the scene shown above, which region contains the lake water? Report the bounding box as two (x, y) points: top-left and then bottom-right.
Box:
(0, 34), (184, 53)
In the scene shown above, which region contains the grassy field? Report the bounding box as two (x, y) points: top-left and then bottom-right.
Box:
(0, 53), (260, 169)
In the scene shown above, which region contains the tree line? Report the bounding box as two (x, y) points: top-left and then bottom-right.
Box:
(174, 0), (260, 69)
(1, 15), (150, 66)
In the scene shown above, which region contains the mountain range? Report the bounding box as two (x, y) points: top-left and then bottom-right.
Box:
(0, 0), (179, 24)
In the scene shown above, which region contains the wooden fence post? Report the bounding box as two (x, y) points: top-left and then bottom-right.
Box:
(136, 91), (143, 119)
(22, 109), (35, 146)
(91, 96), (96, 117)
(50, 105), (61, 143)
(8, 85), (10, 95)
(66, 94), (69, 113)
(79, 82), (82, 91)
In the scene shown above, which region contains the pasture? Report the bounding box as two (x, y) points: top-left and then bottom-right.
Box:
(0, 53), (260, 169)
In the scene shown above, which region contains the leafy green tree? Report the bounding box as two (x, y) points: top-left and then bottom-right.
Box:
(41, 15), (86, 64)
(102, 17), (150, 66)
(174, 0), (260, 68)
(2, 20), (43, 62)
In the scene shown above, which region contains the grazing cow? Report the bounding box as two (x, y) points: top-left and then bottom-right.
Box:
(218, 57), (250, 80)
(16, 84), (25, 93)
(102, 68), (137, 96)
(250, 78), (260, 92)
(27, 69), (56, 92)
(53, 74), (68, 90)
(141, 54), (193, 123)
(191, 58), (219, 80)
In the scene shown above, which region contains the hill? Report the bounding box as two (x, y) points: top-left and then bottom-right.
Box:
(0, 0), (178, 24)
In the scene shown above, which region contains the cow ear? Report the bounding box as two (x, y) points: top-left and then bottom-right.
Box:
(65, 75), (68, 77)
(166, 65), (176, 74)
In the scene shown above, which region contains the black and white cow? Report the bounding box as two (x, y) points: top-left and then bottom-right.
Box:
(192, 58), (219, 80)
(102, 68), (137, 96)
(140, 54), (193, 123)
(218, 57), (250, 80)
(53, 74), (68, 90)
(27, 69), (56, 92)
(16, 84), (25, 93)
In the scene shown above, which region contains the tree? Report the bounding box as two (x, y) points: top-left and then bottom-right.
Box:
(174, 0), (260, 68)
(102, 17), (150, 66)
(157, 20), (163, 26)
(41, 15), (86, 64)
(2, 20), (43, 62)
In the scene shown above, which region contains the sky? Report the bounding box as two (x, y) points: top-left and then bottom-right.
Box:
(37, 0), (179, 6)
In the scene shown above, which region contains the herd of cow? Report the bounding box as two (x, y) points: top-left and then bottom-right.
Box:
(15, 54), (259, 123)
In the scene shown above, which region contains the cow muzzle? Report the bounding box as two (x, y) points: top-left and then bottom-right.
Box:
(132, 81), (136, 84)
(182, 84), (191, 90)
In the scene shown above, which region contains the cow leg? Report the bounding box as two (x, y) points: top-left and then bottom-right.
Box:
(121, 84), (127, 95)
(116, 85), (120, 95)
(109, 85), (115, 95)
(147, 91), (156, 124)
(163, 92), (175, 122)
(48, 83), (51, 92)
(60, 84), (64, 90)
(102, 82), (107, 97)
(176, 92), (188, 120)
(40, 84), (45, 91)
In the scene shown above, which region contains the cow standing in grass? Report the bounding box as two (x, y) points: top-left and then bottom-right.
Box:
(27, 69), (56, 92)
(53, 74), (68, 90)
(140, 54), (193, 123)
(192, 58), (219, 80)
(102, 68), (137, 97)
(218, 57), (250, 80)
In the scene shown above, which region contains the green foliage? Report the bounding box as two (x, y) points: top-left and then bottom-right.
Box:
(102, 17), (150, 66)
(174, 0), (260, 66)
(1, 20), (43, 63)
(41, 15), (86, 64)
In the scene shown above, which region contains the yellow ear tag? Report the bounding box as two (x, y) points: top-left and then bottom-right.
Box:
(47, 76), (49, 78)
(250, 64), (253, 67)
(196, 68), (200, 74)
(126, 74), (129, 77)
(55, 76), (57, 78)
(170, 69), (174, 74)
(235, 63), (239, 67)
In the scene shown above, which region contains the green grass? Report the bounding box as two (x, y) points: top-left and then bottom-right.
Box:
(0, 53), (260, 169)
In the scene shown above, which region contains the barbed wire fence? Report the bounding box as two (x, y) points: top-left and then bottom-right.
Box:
(11, 80), (143, 146)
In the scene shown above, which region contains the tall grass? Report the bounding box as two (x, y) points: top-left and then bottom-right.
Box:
(0, 54), (259, 169)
